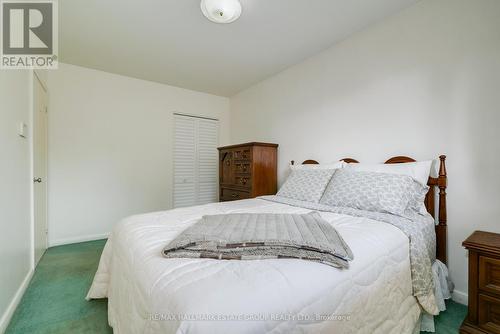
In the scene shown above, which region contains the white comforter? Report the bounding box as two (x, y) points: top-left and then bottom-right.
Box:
(87, 198), (421, 334)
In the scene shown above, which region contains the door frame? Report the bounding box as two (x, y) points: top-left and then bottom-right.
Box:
(31, 71), (49, 268)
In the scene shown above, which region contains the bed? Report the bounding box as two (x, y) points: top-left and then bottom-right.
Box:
(87, 155), (450, 334)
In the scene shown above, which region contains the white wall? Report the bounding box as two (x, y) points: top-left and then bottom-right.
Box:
(0, 71), (32, 332)
(47, 63), (230, 246)
(230, 0), (500, 302)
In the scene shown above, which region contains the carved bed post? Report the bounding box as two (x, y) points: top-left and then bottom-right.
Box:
(436, 155), (448, 264)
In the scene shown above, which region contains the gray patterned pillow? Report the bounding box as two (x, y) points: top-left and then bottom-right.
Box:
(319, 169), (418, 216)
(408, 181), (430, 215)
(277, 169), (336, 203)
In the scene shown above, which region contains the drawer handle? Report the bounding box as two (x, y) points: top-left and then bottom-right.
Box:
(239, 178), (248, 185)
(232, 193), (239, 198)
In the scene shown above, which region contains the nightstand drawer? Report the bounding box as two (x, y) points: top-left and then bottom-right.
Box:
(480, 256), (500, 296)
(479, 294), (500, 334)
(462, 231), (500, 333)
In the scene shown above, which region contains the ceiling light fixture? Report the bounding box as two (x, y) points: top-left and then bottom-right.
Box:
(200, 0), (242, 24)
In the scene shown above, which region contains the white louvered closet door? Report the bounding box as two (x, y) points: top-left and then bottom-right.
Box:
(174, 115), (219, 208)
(196, 118), (219, 204)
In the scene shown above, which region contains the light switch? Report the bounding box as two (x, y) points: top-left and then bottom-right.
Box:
(18, 122), (27, 138)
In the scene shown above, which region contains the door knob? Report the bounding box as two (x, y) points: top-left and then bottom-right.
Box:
(34, 178), (42, 183)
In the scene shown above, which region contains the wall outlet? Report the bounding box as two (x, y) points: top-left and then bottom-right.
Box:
(18, 122), (27, 138)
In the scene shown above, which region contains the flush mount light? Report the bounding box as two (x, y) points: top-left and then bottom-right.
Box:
(201, 0), (242, 24)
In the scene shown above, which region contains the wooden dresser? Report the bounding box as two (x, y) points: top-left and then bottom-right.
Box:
(218, 142), (278, 202)
(461, 231), (500, 334)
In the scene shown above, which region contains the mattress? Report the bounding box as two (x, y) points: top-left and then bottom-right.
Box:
(87, 198), (421, 334)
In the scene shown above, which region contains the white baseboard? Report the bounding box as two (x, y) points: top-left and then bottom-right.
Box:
(49, 233), (109, 247)
(0, 269), (34, 334)
(452, 289), (468, 305)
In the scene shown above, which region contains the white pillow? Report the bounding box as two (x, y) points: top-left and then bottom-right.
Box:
(346, 160), (432, 186)
(291, 161), (345, 171)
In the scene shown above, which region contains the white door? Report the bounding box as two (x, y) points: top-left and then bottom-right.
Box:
(196, 118), (219, 204)
(33, 74), (48, 265)
(173, 114), (219, 208)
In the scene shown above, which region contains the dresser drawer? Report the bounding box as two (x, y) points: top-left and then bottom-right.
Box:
(234, 175), (251, 188)
(480, 256), (500, 296)
(232, 147), (252, 161)
(220, 188), (250, 201)
(479, 294), (500, 333)
(234, 162), (251, 174)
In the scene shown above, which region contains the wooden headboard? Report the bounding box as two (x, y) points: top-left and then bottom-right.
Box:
(291, 155), (448, 264)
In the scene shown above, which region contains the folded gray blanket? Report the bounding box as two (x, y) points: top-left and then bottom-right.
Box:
(163, 212), (353, 268)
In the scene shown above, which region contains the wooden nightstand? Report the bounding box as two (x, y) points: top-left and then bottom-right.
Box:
(461, 231), (500, 334)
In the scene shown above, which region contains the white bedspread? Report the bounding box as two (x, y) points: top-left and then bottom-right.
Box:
(87, 198), (421, 334)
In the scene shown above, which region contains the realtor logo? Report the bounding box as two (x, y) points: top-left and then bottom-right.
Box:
(1, 0), (58, 69)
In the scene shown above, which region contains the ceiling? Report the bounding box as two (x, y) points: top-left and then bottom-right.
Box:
(59, 0), (419, 97)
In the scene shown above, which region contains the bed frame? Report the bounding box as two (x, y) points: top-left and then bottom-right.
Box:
(290, 155), (448, 264)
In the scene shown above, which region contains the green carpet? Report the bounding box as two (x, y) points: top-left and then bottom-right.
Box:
(6, 239), (467, 333)
(6, 240), (112, 334)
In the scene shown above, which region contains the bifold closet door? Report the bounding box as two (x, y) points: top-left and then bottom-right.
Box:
(173, 115), (218, 208)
